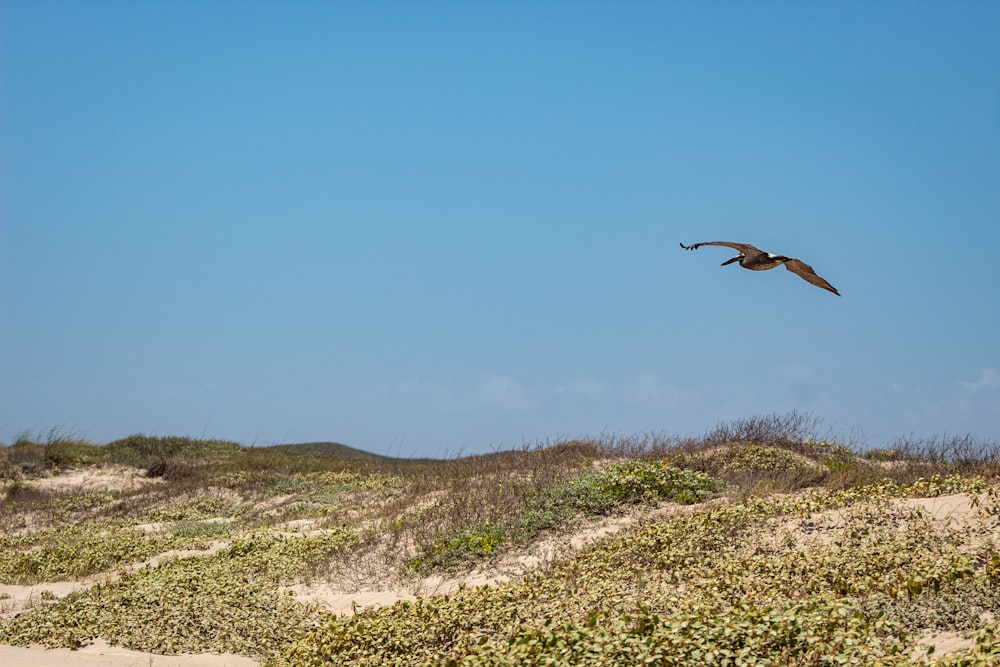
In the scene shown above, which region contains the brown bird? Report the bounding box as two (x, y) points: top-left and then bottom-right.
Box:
(680, 241), (840, 296)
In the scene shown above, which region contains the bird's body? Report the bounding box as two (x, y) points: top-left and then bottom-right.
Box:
(680, 241), (840, 296)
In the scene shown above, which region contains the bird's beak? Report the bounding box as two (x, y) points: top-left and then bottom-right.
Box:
(721, 256), (741, 267)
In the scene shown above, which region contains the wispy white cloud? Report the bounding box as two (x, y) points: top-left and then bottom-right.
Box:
(772, 362), (816, 383)
(472, 377), (537, 411)
(395, 378), (427, 394)
(383, 377), (539, 412)
(879, 369), (1000, 440)
(366, 378), (456, 411)
(624, 374), (698, 409)
(553, 377), (609, 400)
(959, 368), (1000, 393)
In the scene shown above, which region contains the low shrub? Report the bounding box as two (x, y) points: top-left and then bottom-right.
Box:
(104, 435), (242, 469)
(597, 460), (718, 505)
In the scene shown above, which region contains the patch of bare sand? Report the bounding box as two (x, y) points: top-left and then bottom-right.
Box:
(911, 631), (975, 661)
(899, 492), (995, 525)
(26, 466), (161, 494)
(778, 491), (999, 550)
(273, 518), (319, 532)
(4, 466), (165, 535)
(911, 611), (997, 661)
(285, 566), (518, 616)
(0, 582), (87, 620)
(0, 639), (257, 667)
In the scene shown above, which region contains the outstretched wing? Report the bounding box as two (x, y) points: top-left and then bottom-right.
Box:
(679, 241), (761, 254)
(784, 259), (841, 296)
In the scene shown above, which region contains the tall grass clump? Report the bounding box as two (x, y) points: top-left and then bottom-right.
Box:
(889, 434), (1000, 478)
(103, 434), (243, 477)
(1, 430), (102, 479)
(700, 411), (825, 448)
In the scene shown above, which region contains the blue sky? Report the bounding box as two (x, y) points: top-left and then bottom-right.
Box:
(2, 1), (998, 456)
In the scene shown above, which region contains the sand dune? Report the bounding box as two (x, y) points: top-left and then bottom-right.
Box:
(3, 463), (996, 665)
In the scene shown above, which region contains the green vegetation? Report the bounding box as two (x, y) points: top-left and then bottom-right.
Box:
(1, 413), (999, 665)
(0, 521), (199, 584)
(0, 532), (356, 656)
(405, 461), (719, 573)
(276, 477), (1000, 666)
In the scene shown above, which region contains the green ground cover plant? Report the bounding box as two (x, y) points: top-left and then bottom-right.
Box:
(0, 521), (207, 584)
(1, 414), (999, 665)
(273, 476), (1000, 666)
(0, 530), (356, 657)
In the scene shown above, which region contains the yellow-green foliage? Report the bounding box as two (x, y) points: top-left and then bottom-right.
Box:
(0, 530), (357, 658)
(866, 447), (903, 462)
(0, 522), (199, 584)
(273, 476), (1000, 667)
(145, 495), (237, 522)
(310, 469), (405, 491)
(724, 444), (807, 472)
(450, 599), (913, 666)
(597, 460), (718, 504)
(3, 424), (1000, 666)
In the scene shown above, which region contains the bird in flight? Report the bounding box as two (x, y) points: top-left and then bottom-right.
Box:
(680, 241), (841, 296)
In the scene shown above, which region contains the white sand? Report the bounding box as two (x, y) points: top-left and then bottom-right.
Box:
(0, 639), (257, 667)
(26, 466), (160, 494)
